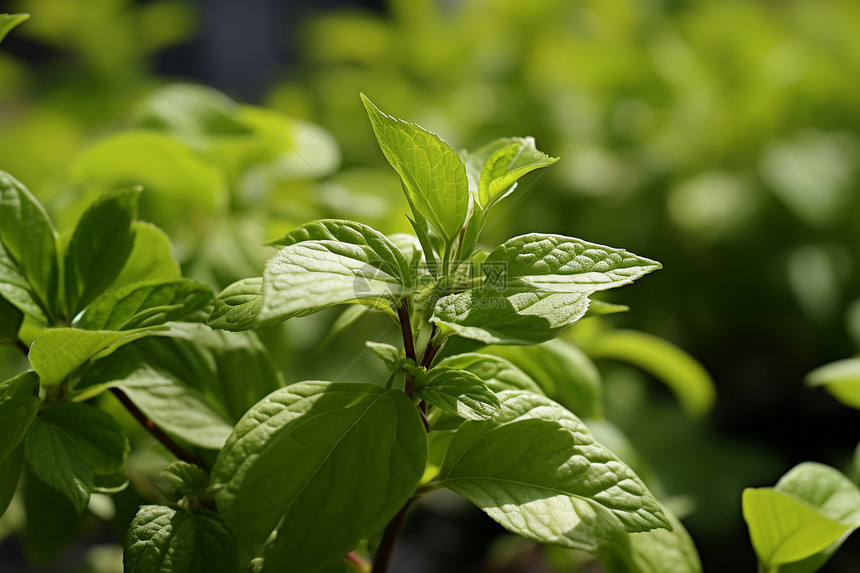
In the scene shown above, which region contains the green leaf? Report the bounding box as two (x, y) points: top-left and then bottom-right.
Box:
(0, 241), (47, 322)
(29, 327), (163, 386)
(160, 461), (209, 502)
(743, 488), (850, 568)
(597, 508), (703, 573)
(772, 462), (860, 573)
(0, 371), (40, 463)
(257, 233), (410, 325)
(361, 94), (469, 243)
(0, 293), (23, 341)
(438, 391), (669, 552)
(39, 403), (128, 475)
(124, 505), (240, 573)
(432, 288), (590, 345)
(484, 234), (661, 293)
(24, 416), (93, 514)
(474, 137), (558, 208)
(0, 13), (29, 44)
(74, 278), (213, 331)
(79, 324), (283, 448)
(22, 468), (86, 561)
(0, 444), (23, 517)
(434, 353), (544, 395)
(806, 358), (860, 410)
(0, 171), (58, 316)
(366, 341), (402, 371)
(415, 367), (501, 420)
(93, 472), (130, 494)
(110, 222), (182, 290)
(64, 187), (141, 315)
(482, 341), (603, 419)
(208, 277), (264, 331)
(210, 382), (427, 570)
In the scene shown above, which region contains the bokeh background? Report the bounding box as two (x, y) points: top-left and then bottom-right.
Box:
(2, 0), (860, 571)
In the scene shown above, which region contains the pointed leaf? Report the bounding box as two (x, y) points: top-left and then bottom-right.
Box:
(598, 508), (702, 573)
(0, 13), (29, 44)
(416, 367), (501, 420)
(476, 137), (558, 208)
(74, 278), (213, 331)
(485, 234), (661, 293)
(208, 277), (264, 331)
(39, 402), (128, 475)
(0, 371), (40, 463)
(362, 94), (469, 242)
(210, 382), (427, 570)
(160, 461), (209, 502)
(432, 287), (590, 345)
(366, 341), (402, 371)
(24, 416), (93, 514)
(124, 505), (241, 573)
(0, 242), (47, 324)
(65, 187), (141, 315)
(29, 327), (164, 386)
(0, 171), (58, 316)
(743, 488), (850, 567)
(110, 222), (181, 290)
(0, 444), (24, 517)
(439, 391), (669, 552)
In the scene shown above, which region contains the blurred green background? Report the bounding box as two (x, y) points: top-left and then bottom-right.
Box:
(2, 0), (860, 571)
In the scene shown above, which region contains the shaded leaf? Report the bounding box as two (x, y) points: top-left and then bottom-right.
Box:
(415, 367), (501, 420)
(0, 241), (47, 322)
(435, 353), (543, 395)
(0, 13), (29, 44)
(39, 402), (128, 475)
(210, 382), (426, 570)
(807, 358), (860, 411)
(24, 417), (93, 514)
(0, 444), (23, 517)
(0, 371), (40, 463)
(110, 222), (182, 290)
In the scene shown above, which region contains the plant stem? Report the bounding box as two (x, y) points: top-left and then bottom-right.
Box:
(14, 339), (29, 356)
(371, 498), (413, 573)
(109, 387), (204, 468)
(419, 324), (441, 369)
(397, 299), (417, 399)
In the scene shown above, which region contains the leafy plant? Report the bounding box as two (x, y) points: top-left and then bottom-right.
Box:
(0, 94), (700, 572)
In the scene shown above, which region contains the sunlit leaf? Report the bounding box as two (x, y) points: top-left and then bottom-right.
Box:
(415, 367), (501, 420)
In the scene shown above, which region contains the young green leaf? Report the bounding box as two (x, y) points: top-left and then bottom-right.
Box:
(210, 382), (427, 570)
(73, 278), (213, 331)
(64, 187), (141, 315)
(743, 488), (850, 569)
(438, 391), (669, 552)
(0, 371), (40, 463)
(581, 329), (715, 417)
(124, 505), (241, 573)
(0, 13), (28, 44)
(806, 358), (860, 410)
(137, 83), (252, 141)
(0, 171), (58, 316)
(160, 461), (209, 502)
(770, 462), (860, 573)
(415, 367), (501, 420)
(208, 277), (264, 331)
(29, 327), (164, 386)
(39, 403), (129, 475)
(366, 341), (402, 371)
(474, 137), (558, 208)
(110, 222), (182, 290)
(597, 508), (703, 573)
(24, 417), (94, 515)
(485, 234), (661, 293)
(435, 353), (544, 395)
(481, 341), (603, 419)
(361, 94), (469, 243)
(0, 241), (47, 322)
(432, 287), (590, 345)
(0, 444), (23, 517)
